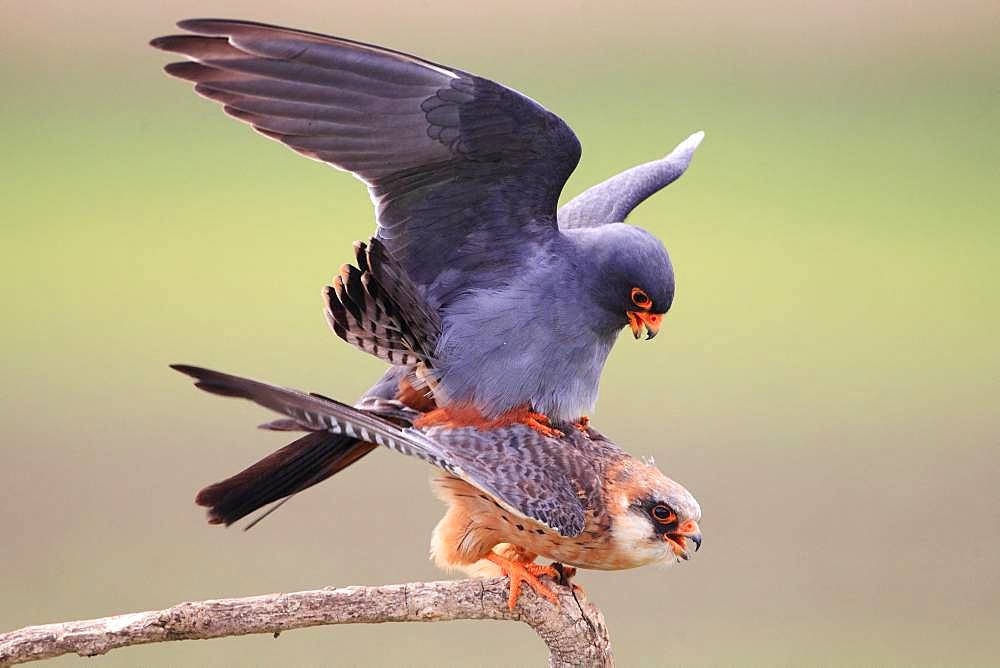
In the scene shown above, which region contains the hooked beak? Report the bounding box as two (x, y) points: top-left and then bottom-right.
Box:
(627, 311), (664, 340)
(665, 519), (702, 560)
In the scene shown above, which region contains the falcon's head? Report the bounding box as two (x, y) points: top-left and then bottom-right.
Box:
(608, 460), (702, 566)
(580, 224), (675, 341)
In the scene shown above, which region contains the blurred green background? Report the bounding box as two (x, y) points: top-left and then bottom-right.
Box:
(2, 1), (998, 665)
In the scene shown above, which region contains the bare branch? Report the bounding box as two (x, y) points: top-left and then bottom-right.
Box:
(0, 578), (612, 667)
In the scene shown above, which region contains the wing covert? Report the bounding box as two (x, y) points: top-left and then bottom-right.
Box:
(425, 425), (589, 537)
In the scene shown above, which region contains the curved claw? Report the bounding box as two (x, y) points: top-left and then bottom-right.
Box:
(551, 562), (586, 595)
(524, 562), (559, 579)
(526, 412), (564, 438)
(486, 553), (559, 610)
(416, 405), (564, 438)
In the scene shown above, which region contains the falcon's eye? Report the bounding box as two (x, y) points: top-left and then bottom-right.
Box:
(631, 287), (651, 309)
(650, 504), (676, 524)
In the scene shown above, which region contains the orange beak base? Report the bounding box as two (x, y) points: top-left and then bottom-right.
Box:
(665, 519), (702, 560)
(627, 311), (664, 340)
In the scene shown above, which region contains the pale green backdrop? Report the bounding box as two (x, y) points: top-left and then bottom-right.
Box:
(2, 1), (998, 665)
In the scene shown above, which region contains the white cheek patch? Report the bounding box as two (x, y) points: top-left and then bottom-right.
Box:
(611, 509), (669, 567)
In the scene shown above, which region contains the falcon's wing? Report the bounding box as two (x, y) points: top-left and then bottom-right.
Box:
(172, 365), (586, 536)
(152, 19), (581, 300)
(425, 425), (588, 537)
(557, 130), (704, 229)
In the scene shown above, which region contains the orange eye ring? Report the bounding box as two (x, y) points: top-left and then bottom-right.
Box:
(631, 287), (651, 309)
(650, 504), (676, 525)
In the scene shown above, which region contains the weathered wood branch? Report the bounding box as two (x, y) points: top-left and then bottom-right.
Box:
(0, 577), (612, 667)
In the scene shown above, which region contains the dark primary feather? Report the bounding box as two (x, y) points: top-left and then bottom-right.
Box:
(173, 365), (612, 536)
(152, 19), (581, 303)
(558, 131), (704, 229)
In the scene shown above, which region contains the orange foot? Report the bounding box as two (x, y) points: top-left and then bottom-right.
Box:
(573, 416), (590, 433)
(486, 552), (559, 610)
(415, 404), (563, 438)
(522, 410), (563, 438)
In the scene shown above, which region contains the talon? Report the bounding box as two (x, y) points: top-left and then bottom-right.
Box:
(525, 412), (563, 437)
(551, 562), (576, 585)
(527, 411), (549, 424)
(573, 416), (590, 433)
(415, 405), (563, 437)
(551, 562), (585, 594)
(486, 553), (559, 610)
(526, 416), (563, 438)
(524, 562), (559, 579)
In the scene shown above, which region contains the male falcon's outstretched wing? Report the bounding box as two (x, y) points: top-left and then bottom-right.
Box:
(151, 19), (581, 300)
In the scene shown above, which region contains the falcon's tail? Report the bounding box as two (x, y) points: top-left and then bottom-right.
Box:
(173, 364), (451, 526)
(195, 430), (376, 526)
(323, 238), (441, 370)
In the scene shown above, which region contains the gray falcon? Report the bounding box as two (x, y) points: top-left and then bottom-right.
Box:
(152, 18), (705, 434)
